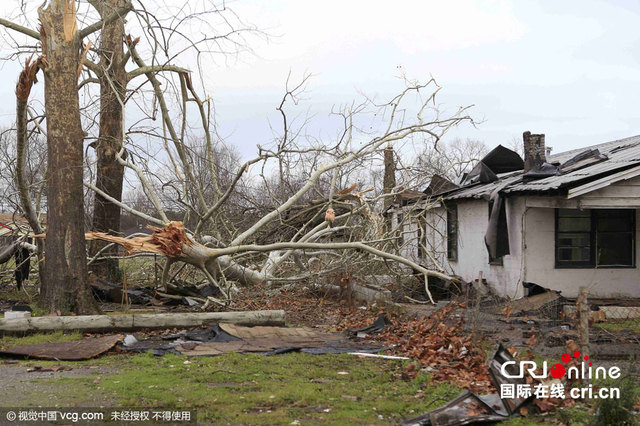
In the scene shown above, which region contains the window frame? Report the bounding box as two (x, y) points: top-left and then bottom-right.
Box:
(554, 208), (636, 269)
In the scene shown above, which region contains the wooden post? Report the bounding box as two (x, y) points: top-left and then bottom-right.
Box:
(577, 286), (590, 357)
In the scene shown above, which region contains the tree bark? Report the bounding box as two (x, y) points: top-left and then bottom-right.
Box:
(39, 0), (97, 314)
(89, 0), (129, 282)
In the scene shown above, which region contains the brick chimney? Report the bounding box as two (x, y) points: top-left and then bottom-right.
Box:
(523, 131), (546, 172)
(383, 143), (396, 209)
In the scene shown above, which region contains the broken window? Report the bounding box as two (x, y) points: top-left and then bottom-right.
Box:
(447, 205), (458, 261)
(555, 209), (635, 268)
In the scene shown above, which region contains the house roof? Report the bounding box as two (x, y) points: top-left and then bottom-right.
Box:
(0, 212), (46, 238)
(441, 135), (640, 201)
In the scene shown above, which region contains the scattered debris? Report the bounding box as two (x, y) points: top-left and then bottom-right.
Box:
(122, 334), (139, 347)
(27, 365), (73, 373)
(503, 291), (564, 318)
(0, 334), (123, 360)
(90, 277), (150, 305)
(122, 323), (382, 357)
(487, 344), (531, 413)
(346, 314), (391, 337)
(347, 352), (409, 360)
(349, 283), (392, 304)
(3, 311), (31, 319)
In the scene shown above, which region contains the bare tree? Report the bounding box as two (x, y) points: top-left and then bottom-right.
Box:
(413, 137), (488, 184)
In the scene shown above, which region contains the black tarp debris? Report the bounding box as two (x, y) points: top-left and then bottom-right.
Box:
(0, 242), (31, 289)
(164, 324), (242, 343)
(465, 161), (498, 184)
(13, 246), (30, 290)
(480, 145), (524, 174)
(522, 162), (560, 181)
(484, 188), (510, 261)
(463, 145), (524, 186)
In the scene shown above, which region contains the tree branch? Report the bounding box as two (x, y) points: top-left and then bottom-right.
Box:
(0, 18), (40, 40)
(127, 65), (190, 81)
(78, 1), (133, 39)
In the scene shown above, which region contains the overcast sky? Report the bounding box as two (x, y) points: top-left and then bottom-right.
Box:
(1, 0), (640, 160)
(208, 0), (640, 158)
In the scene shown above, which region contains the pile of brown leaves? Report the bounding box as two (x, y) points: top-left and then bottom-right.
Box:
(379, 302), (494, 393)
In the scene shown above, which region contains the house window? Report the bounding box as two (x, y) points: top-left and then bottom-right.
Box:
(447, 205), (458, 261)
(555, 209), (635, 268)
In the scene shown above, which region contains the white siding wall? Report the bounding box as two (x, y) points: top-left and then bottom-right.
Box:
(523, 206), (640, 299)
(447, 198), (525, 298)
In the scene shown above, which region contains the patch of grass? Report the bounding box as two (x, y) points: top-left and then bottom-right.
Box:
(23, 352), (462, 424)
(0, 330), (83, 350)
(596, 319), (640, 335)
(591, 376), (639, 426)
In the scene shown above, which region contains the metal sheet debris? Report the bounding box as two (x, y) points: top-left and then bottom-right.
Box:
(402, 344), (532, 425)
(403, 390), (508, 425)
(0, 334), (123, 360)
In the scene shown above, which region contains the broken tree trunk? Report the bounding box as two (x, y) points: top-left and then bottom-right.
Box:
(0, 310), (285, 333)
(85, 222), (266, 288)
(88, 0), (130, 283)
(39, 0), (97, 314)
(16, 57), (46, 286)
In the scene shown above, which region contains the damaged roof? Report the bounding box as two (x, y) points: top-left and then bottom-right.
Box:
(442, 135), (640, 200)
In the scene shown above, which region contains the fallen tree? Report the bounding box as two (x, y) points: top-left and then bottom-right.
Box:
(84, 220), (457, 305)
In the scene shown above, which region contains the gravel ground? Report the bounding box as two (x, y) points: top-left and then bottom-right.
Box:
(0, 363), (118, 407)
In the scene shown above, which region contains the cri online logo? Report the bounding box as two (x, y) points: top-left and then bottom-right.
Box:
(501, 351), (621, 380)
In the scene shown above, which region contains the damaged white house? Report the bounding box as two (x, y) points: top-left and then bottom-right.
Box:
(389, 132), (640, 299)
